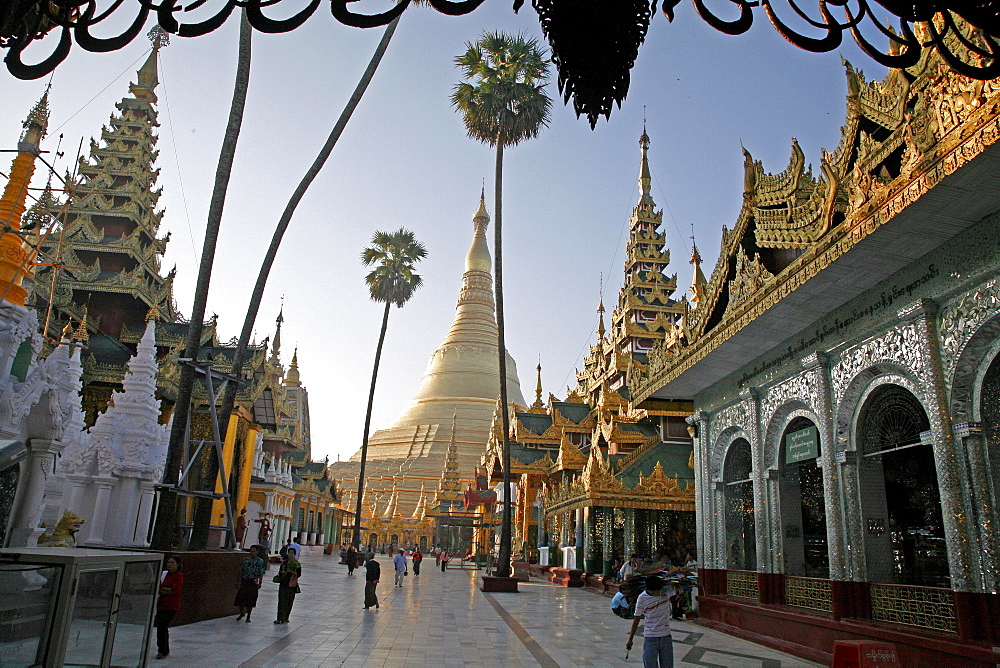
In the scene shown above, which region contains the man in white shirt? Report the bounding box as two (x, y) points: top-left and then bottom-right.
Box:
(287, 536), (302, 559)
(625, 569), (686, 667)
(392, 549), (408, 587)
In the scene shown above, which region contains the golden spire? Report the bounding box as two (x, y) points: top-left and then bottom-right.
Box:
(529, 360), (545, 412)
(689, 232), (707, 305)
(0, 88), (50, 307)
(638, 128), (652, 201)
(61, 321), (73, 341)
(130, 27), (168, 104)
(146, 302), (160, 322)
(411, 484), (428, 520)
(535, 361), (543, 405)
(467, 190), (492, 272)
(597, 298), (606, 341)
(72, 310), (89, 343)
(271, 304), (283, 360)
(285, 346), (301, 386)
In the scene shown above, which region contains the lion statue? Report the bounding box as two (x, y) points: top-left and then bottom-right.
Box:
(37, 510), (85, 547)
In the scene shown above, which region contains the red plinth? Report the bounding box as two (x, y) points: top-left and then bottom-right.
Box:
(549, 567), (586, 587)
(481, 575), (519, 592)
(511, 561), (530, 582)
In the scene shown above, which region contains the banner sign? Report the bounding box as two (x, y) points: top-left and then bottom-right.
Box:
(786, 426), (819, 464)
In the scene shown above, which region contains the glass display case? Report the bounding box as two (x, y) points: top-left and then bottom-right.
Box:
(0, 548), (162, 667)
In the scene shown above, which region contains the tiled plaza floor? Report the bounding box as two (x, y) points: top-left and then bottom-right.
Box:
(152, 552), (821, 667)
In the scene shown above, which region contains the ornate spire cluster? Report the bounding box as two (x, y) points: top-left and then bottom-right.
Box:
(577, 130), (687, 398)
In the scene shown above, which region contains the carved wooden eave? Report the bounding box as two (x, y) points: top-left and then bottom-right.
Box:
(631, 44), (1000, 403)
(556, 433), (588, 470)
(545, 453), (695, 514)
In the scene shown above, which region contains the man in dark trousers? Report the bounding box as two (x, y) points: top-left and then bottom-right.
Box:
(363, 552), (380, 610)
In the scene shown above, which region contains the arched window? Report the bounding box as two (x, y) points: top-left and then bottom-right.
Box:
(777, 417), (828, 578)
(724, 439), (756, 571)
(857, 384), (947, 587)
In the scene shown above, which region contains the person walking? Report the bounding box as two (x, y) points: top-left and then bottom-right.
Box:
(154, 555), (184, 660)
(273, 552), (301, 624)
(234, 545), (265, 622)
(363, 552), (380, 610)
(393, 548), (408, 587)
(625, 568), (687, 667)
(346, 545), (358, 576)
(440, 549), (450, 572)
(412, 548), (423, 577)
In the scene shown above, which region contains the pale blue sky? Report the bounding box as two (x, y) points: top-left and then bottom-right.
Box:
(1, 1), (887, 461)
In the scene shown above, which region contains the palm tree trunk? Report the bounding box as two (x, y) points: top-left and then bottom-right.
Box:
(353, 299), (392, 548)
(199, 15), (402, 546)
(493, 137), (513, 579)
(151, 11), (252, 551)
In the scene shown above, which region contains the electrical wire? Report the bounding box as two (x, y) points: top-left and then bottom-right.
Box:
(157, 54), (200, 261)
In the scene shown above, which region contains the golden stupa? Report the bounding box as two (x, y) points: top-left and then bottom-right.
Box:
(332, 193), (526, 518)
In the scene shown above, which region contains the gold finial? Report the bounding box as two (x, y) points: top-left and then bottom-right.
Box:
(21, 85), (50, 146)
(638, 127), (652, 200)
(146, 302), (159, 322)
(61, 321), (73, 340)
(473, 187), (490, 231)
(597, 298), (606, 341)
(532, 360), (544, 409)
(72, 307), (89, 342)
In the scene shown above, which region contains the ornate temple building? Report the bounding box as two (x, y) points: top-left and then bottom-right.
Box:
(477, 134), (696, 574)
(628, 34), (1000, 666)
(26, 32), (182, 425)
(330, 195), (526, 545)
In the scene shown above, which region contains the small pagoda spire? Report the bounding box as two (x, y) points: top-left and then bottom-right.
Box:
(535, 361), (543, 404)
(597, 298), (606, 341)
(131, 27), (168, 104)
(271, 304), (283, 361)
(638, 127), (652, 202)
(72, 308), (89, 342)
(285, 346), (301, 386)
(689, 231), (707, 305)
(411, 484), (428, 520)
(146, 301), (160, 322)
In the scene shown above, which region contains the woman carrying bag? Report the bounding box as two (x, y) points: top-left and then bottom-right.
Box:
(273, 552), (301, 624)
(234, 545), (265, 622)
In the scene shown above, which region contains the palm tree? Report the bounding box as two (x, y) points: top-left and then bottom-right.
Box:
(352, 229), (427, 548)
(451, 31), (551, 578)
(152, 11), (252, 551)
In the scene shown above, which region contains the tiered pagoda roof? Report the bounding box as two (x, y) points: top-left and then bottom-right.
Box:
(31, 31), (178, 343)
(577, 131), (688, 403)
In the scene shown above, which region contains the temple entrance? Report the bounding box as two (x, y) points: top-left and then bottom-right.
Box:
(858, 384), (948, 587)
(778, 418), (828, 578)
(419, 535), (427, 551)
(724, 438), (756, 571)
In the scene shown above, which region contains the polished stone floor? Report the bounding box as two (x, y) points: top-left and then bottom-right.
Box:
(151, 552), (820, 667)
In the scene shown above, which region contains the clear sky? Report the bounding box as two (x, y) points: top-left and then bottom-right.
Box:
(1, 1), (887, 462)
